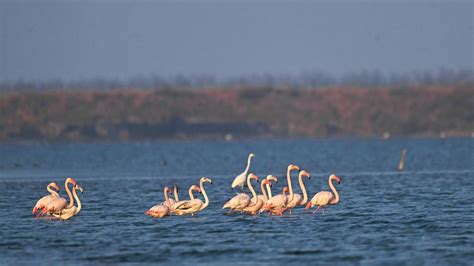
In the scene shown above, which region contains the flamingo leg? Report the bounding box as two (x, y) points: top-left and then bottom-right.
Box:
(312, 206), (321, 214)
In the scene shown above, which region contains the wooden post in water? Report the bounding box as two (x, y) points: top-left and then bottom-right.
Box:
(398, 148), (407, 171)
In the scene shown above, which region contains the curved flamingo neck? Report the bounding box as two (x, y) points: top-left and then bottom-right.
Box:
(265, 177), (273, 198)
(248, 178), (257, 200)
(299, 173), (308, 205)
(329, 177), (340, 204)
(47, 184), (59, 197)
(64, 180), (74, 208)
(260, 181), (268, 201)
(200, 180), (209, 209)
(72, 188), (81, 213)
(163, 189), (171, 207)
(174, 187), (179, 202)
(244, 155), (253, 173)
(287, 167), (294, 200)
(188, 187), (195, 200)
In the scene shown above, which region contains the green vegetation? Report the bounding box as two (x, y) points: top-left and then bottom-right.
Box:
(0, 85), (472, 142)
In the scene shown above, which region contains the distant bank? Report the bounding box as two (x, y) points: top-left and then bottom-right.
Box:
(0, 85), (472, 142)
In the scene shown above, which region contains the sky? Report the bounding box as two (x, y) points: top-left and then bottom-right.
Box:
(0, 0), (473, 83)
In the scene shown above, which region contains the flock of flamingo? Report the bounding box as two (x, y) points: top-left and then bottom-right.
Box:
(32, 153), (342, 220)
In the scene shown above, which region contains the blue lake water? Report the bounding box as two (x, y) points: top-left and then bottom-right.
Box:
(0, 138), (473, 264)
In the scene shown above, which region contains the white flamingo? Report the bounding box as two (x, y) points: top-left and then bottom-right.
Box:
(231, 153), (255, 189)
(51, 185), (83, 220)
(172, 177), (212, 216)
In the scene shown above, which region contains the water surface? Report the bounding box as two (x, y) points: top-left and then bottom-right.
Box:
(0, 138), (473, 264)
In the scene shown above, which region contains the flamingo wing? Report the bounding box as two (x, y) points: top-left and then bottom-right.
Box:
(231, 172), (247, 188)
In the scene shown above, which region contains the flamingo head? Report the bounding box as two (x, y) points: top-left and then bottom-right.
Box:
(249, 153), (255, 159)
(75, 185), (84, 193)
(288, 164), (300, 172)
(283, 186), (289, 194)
(300, 170), (311, 180)
(191, 185), (201, 194)
(266, 175), (278, 183)
(66, 177), (77, 186)
(201, 177), (213, 184)
(164, 187), (172, 195)
(261, 179), (272, 187)
(49, 182), (61, 191)
(305, 202), (312, 210)
(331, 174), (341, 184)
(248, 173), (259, 183)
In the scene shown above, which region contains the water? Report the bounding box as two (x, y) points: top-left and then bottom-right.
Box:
(0, 138), (473, 264)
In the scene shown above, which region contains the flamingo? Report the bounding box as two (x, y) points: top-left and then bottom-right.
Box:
(242, 173), (264, 215)
(145, 187), (173, 218)
(261, 186), (290, 216)
(172, 177), (212, 216)
(37, 177), (78, 217)
(231, 153), (255, 189)
(286, 170), (311, 212)
(261, 164), (299, 215)
(223, 173), (257, 212)
(305, 174), (342, 214)
(170, 185), (201, 212)
(257, 175), (278, 203)
(32, 182), (61, 214)
(51, 185), (83, 220)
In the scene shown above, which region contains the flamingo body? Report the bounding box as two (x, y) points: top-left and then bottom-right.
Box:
(32, 182), (60, 214)
(223, 193), (251, 211)
(145, 205), (169, 218)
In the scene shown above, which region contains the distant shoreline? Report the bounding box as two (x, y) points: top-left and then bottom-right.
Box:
(0, 85), (472, 143)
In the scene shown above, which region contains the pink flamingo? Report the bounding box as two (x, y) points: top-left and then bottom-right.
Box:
(32, 182), (60, 214)
(261, 186), (290, 216)
(145, 187), (173, 218)
(305, 174), (341, 214)
(37, 177), (78, 217)
(286, 170), (311, 211)
(261, 164), (299, 215)
(242, 173), (264, 215)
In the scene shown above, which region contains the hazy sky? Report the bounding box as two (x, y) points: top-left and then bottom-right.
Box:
(0, 0), (472, 82)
